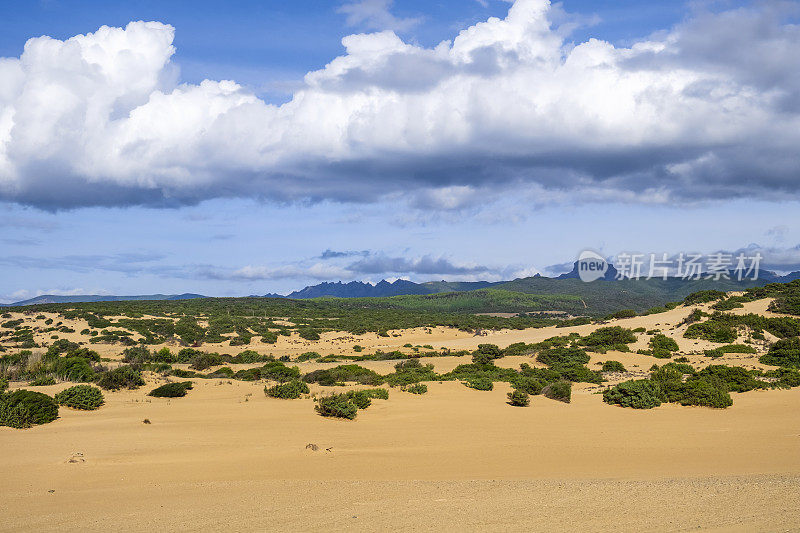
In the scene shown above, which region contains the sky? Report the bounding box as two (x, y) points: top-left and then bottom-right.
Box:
(1, 0), (799, 302)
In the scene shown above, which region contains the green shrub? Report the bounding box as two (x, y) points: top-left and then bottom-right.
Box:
(601, 360), (626, 372)
(696, 365), (764, 393)
(542, 381), (571, 403)
(649, 334), (679, 358)
(403, 383), (428, 394)
(315, 394), (358, 419)
(385, 359), (437, 386)
(55, 385), (104, 410)
(507, 390), (530, 407)
(345, 390), (372, 409)
(537, 346), (590, 366)
(122, 346), (152, 365)
(670, 378), (733, 408)
(96, 366), (145, 390)
(232, 368), (262, 381)
(760, 337), (800, 367)
(298, 328), (320, 341)
(684, 290), (727, 305)
(684, 322), (737, 343)
(0, 378), (7, 392)
(261, 361), (301, 382)
(149, 381), (193, 398)
(206, 366), (235, 378)
(297, 351), (321, 362)
(463, 377), (493, 391)
(603, 379), (663, 409)
(303, 364), (383, 386)
(189, 353), (223, 371)
(512, 376), (545, 395)
(0, 390), (59, 428)
(265, 380), (309, 399)
(579, 327), (637, 351)
(54, 357), (95, 382)
(360, 388), (389, 400)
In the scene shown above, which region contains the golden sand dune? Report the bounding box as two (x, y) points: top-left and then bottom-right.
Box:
(2, 298), (800, 531)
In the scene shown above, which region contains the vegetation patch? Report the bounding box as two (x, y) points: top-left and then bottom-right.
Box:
(0, 390), (59, 428)
(55, 385), (104, 410)
(265, 380), (309, 399)
(149, 381), (194, 398)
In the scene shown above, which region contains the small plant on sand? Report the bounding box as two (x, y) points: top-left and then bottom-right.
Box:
(649, 334), (679, 358)
(345, 390), (372, 409)
(96, 366), (145, 391)
(265, 380), (309, 399)
(507, 390), (530, 407)
(463, 377), (493, 391)
(360, 388), (389, 400)
(542, 381), (571, 403)
(315, 393), (358, 420)
(601, 360), (626, 373)
(603, 379), (663, 409)
(402, 383), (428, 394)
(55, 385), (105, 410)
(0, 390), (59, 428)
(148, 381), (193, 398)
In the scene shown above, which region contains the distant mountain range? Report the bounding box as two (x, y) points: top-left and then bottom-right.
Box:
(3, 261), (800, 307)
(0, 293), (204, 307)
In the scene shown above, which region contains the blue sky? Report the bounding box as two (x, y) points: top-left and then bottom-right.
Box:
(0, 0), (799, 302)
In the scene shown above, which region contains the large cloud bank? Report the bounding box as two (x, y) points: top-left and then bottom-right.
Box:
(1, 0), (799, 209)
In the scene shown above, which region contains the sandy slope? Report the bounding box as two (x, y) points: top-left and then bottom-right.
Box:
(3, 298), (800, 531)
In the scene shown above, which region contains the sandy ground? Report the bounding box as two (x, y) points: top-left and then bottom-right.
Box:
(3, 298), (800, 531)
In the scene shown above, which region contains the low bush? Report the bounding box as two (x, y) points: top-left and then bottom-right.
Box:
(0, 390), (59, 428)
(360, 388), (389, 400)
(345, 390), (372, 409)
(542, 381), (571, 403)
(649, 334), (679, 358)
(601, 360), (627, 373)
(149, 381), (193, 398)
(189, 353), (223, 371)
(206, 367), (235, 378)
(463, 377), (493, 391)
(684, 322), (737, 343)
(54, 357), (95, 382)
(96, 366), (145, 391)
(55, 385), (104, 410)
(511, 376), (545, 395)
(402, 383), (427, 394)
(537, 347), (590, 366)
(603, 379), (663, 409)
(315, 393), (358, 419)
(385, 359), (438, 386)
(261, 361), (301, 382)
(760, 337), (800, 367)
(303, 364), (383, 386)
(265, 380), (309, 399)
(579, 327), (637, 352)
(507, 390), (530, 407)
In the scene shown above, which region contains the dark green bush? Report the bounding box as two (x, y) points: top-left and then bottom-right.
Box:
(684, 290), (727, 305)
(149, 381), (193, 398)
(607, 309), (637, 319)
(669, 378), (733, 408)
(232, 368), (262, 381)
(463, 377), (493, 391)
(265, 380), (309, 399)
(385, 359), (437, 386)
(55, 385), (104, 410)
(189, 353), (223, 371)
(601, 360), (627, 373)
(760, 337), (800, 367)
(579, 327), (637, 352)
(402, 383), (428, 394)
(315, 393), (358, 419)
(206, 366), (235, 378)
(542, 381), (571, 403)
(121, 346), (153, 365)
(507, 390), (530, 407)
(696, 365), (765, 393)
(96, 366), (145, 390)
(0, 390), (59, 428)
(684, 322), (737, 343)
(603, 379), (663, 409)
(261, 361), (301, 382)
(537, 347), (590, 366)
(649, 334), (679, 358)
(303, 364), (383, 386)
(54, 357), (95, 382)
(511, 376), (545, 395)
(29, 376), (56, 386)
(345, 390), (372, 409)
(0, 378), (8, 392)
(360, 388), (389, 400)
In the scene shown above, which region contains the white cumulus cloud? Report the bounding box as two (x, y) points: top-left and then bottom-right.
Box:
(0, 0), (799, 210)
